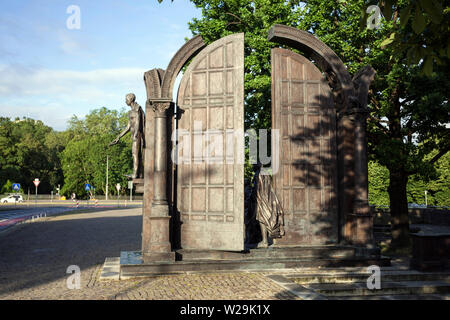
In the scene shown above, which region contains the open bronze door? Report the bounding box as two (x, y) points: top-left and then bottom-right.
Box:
(176, 33), (245, 251)
(271, 48), (339, 246)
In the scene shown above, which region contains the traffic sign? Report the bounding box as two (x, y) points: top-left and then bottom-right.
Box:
(12, 183), (20, 191)
(128, 181), (133, 189)
(116, 183), (121, 191)
(33, 179), (40, 206)
(84, 184), (91, 191)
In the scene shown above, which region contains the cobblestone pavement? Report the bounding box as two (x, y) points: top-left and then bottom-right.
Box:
(0, 208), (297, 300)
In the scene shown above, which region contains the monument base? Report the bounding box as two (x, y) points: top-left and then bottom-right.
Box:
(132, 178), (144, 194)
(410, 233), (450, 271)
(345, 213), (374, 245)
(119, 245), (390, 279)
(142, 252), (176, 263)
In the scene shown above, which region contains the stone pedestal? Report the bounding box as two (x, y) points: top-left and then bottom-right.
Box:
(143, 215), (175, 262)
(342, 106), (373, 246)
(132, 178), (144, 194)
(119, 245), (390, 278)
(345, 213), (374, 246)
(411, 233), (450, 271)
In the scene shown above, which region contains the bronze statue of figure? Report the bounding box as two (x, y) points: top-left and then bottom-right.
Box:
(109, 93), (145, 179)
(246, 164), (285, 248)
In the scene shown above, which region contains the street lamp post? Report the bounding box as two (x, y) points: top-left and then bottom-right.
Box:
(106, 155), (109, 201)
(425, 190), (428, 207)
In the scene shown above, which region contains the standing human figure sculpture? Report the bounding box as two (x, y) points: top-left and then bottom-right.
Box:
(109, 93), (145, 179)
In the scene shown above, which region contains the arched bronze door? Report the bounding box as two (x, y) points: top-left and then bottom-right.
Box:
(176, 33), (245, 251)
(271, 48), (339, 246)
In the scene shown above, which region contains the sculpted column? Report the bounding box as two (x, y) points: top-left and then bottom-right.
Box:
(347, 106), (373, 246)
(346, 66), (376, 246)
(143, 98), (175, 262)
(338, 110), (356, 243)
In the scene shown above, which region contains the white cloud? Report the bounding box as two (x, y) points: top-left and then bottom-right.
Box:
(58, 33), (86, 55)
(0, 64), (147, 97)
(0, 104), (73, 131)
(0, 64), (148, 130)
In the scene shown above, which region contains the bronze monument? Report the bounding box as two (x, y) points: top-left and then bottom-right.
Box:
(117, 26), (390, 278)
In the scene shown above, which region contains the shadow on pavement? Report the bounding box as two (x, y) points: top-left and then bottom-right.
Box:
(0, 208), (142, 297)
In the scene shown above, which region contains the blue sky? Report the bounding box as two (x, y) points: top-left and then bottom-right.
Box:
(0, 0), (201, 130)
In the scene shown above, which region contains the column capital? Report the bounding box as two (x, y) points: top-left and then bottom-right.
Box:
(148, 98), (172, 115)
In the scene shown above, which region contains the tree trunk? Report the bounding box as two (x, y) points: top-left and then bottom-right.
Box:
(388, 169), (410, 248)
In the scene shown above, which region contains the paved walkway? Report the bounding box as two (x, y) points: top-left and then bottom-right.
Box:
(0, 208), (297, 300)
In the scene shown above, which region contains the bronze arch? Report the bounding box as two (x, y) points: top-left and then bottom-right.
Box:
(160, 35), (206, 100)
(268, 24), (356, 112)
(144, 68), (164, 99)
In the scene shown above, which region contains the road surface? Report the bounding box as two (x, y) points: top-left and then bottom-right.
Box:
(0, 201), (142, 231)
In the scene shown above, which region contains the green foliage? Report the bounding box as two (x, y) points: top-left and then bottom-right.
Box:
(60, 107), (133, 198)
(1, 179), (13, 194)
(363, 0), (450, 76)
(0, 117), (62, 194)
(429, 153), (450, 206)
(0, 108), (134, 198)
(407, 151), (450, 206)
(368, 161), (390, 206)
(369, 153), (450, 207)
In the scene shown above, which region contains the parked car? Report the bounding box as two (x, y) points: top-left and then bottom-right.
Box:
(1, 194), (24, 203)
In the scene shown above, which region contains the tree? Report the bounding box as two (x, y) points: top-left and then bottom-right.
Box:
(369, 151), (450, 208)
(60, 108), (133, 198)
(407, 148), (450, 207)
(0, 117), (63, 194)
(364, 0), (449, 76)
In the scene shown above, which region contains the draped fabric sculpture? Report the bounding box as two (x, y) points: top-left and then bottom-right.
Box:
(253, 167), (285, 247)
